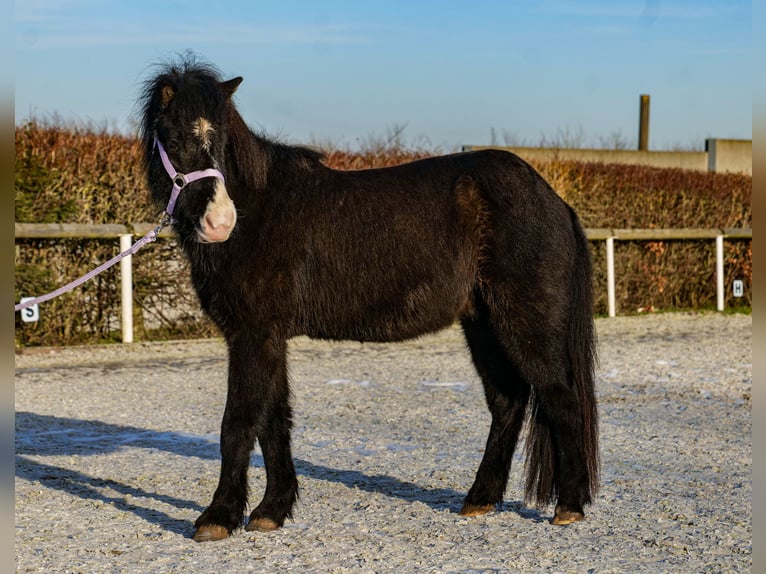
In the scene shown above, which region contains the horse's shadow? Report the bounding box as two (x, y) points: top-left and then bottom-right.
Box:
(15, 411), (546, 537)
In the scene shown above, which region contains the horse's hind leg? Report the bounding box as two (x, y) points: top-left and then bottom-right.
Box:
(526, 368), (591, 525)
(459, 311), (531, 516)
(495, 316), (593, 525)
(461, 296), (595, 524)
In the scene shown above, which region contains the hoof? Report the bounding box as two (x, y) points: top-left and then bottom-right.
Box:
(551, 506), (585, 525)
(193, 524), (230, 542)
(245, 516), (280, 532)
(459, 503), (495, 517)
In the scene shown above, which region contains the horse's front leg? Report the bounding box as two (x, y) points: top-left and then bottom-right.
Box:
(193, 330), (297, 542)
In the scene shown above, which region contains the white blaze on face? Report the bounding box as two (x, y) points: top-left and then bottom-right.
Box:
(191, 117), (237, 243)
(192, 117), (215, 151)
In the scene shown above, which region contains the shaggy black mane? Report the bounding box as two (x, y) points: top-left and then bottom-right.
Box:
(139, 54), (324, 191)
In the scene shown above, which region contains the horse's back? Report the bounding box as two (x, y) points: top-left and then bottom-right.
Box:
(278, 148), (579, 343)
(291, 160), (481, 342)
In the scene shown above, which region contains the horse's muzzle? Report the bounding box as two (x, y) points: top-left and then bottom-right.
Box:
(198, 181), (237, 243)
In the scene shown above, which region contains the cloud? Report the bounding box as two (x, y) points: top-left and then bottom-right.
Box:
(537, 0), (744, 20)
(16, 19), (375, 50)
(16, 0), (380, 49)
(15, 0), (93, 23)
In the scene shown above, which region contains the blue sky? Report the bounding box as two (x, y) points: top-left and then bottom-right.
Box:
(15, 0), (751, 151)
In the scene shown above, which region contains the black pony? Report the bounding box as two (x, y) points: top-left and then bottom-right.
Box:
(139, 58), (599, 542)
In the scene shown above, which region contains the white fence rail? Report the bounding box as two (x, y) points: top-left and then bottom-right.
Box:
(16, 223), (752, 342)
(584, 227), (752, 317)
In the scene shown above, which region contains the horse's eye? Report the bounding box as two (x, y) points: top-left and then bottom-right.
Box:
(167, 138), (180, 152)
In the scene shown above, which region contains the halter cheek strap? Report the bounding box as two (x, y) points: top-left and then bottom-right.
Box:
(153, 137), (226, 219)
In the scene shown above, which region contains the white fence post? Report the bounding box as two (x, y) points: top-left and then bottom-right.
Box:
(606, 236), (616, 317)
(716, 234), (724, 312)
(119, 234), (134, 343)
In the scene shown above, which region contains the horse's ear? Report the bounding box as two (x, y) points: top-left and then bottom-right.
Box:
(160, 84), (175, 108)
(220, 77), (243, 98)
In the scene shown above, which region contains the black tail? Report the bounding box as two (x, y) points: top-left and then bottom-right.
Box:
(523, 205), (600, 506)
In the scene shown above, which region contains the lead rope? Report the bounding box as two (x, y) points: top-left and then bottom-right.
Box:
(14, 219), (170, 312)
(14, 138), (224, 313)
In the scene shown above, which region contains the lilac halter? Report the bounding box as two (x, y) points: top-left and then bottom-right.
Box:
(153, 137), (226, 218)
(13, 139), (228, 314)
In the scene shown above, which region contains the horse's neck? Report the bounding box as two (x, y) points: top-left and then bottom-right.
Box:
(226, 130), (269, 195)
(225, 115), (270, 193)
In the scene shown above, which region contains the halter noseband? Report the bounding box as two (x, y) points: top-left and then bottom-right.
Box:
(153, 137), (226, 220)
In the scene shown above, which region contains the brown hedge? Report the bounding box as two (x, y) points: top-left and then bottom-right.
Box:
(14, 122), (751, 346)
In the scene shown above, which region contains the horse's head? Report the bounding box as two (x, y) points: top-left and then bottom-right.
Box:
(141, 62), (242, 243)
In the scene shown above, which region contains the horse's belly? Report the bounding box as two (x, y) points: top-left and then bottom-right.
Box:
(302, 274), (473, 343)
(298, 208), (479, 342)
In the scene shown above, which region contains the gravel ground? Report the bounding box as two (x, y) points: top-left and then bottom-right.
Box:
(15, 312), (751, 573)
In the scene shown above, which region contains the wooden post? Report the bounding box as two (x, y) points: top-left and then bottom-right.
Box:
(119, 234), (134, 343)
(606, 236), (616, 317)
(638, 94), (650, 151)
(716, 234), (724, 311)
